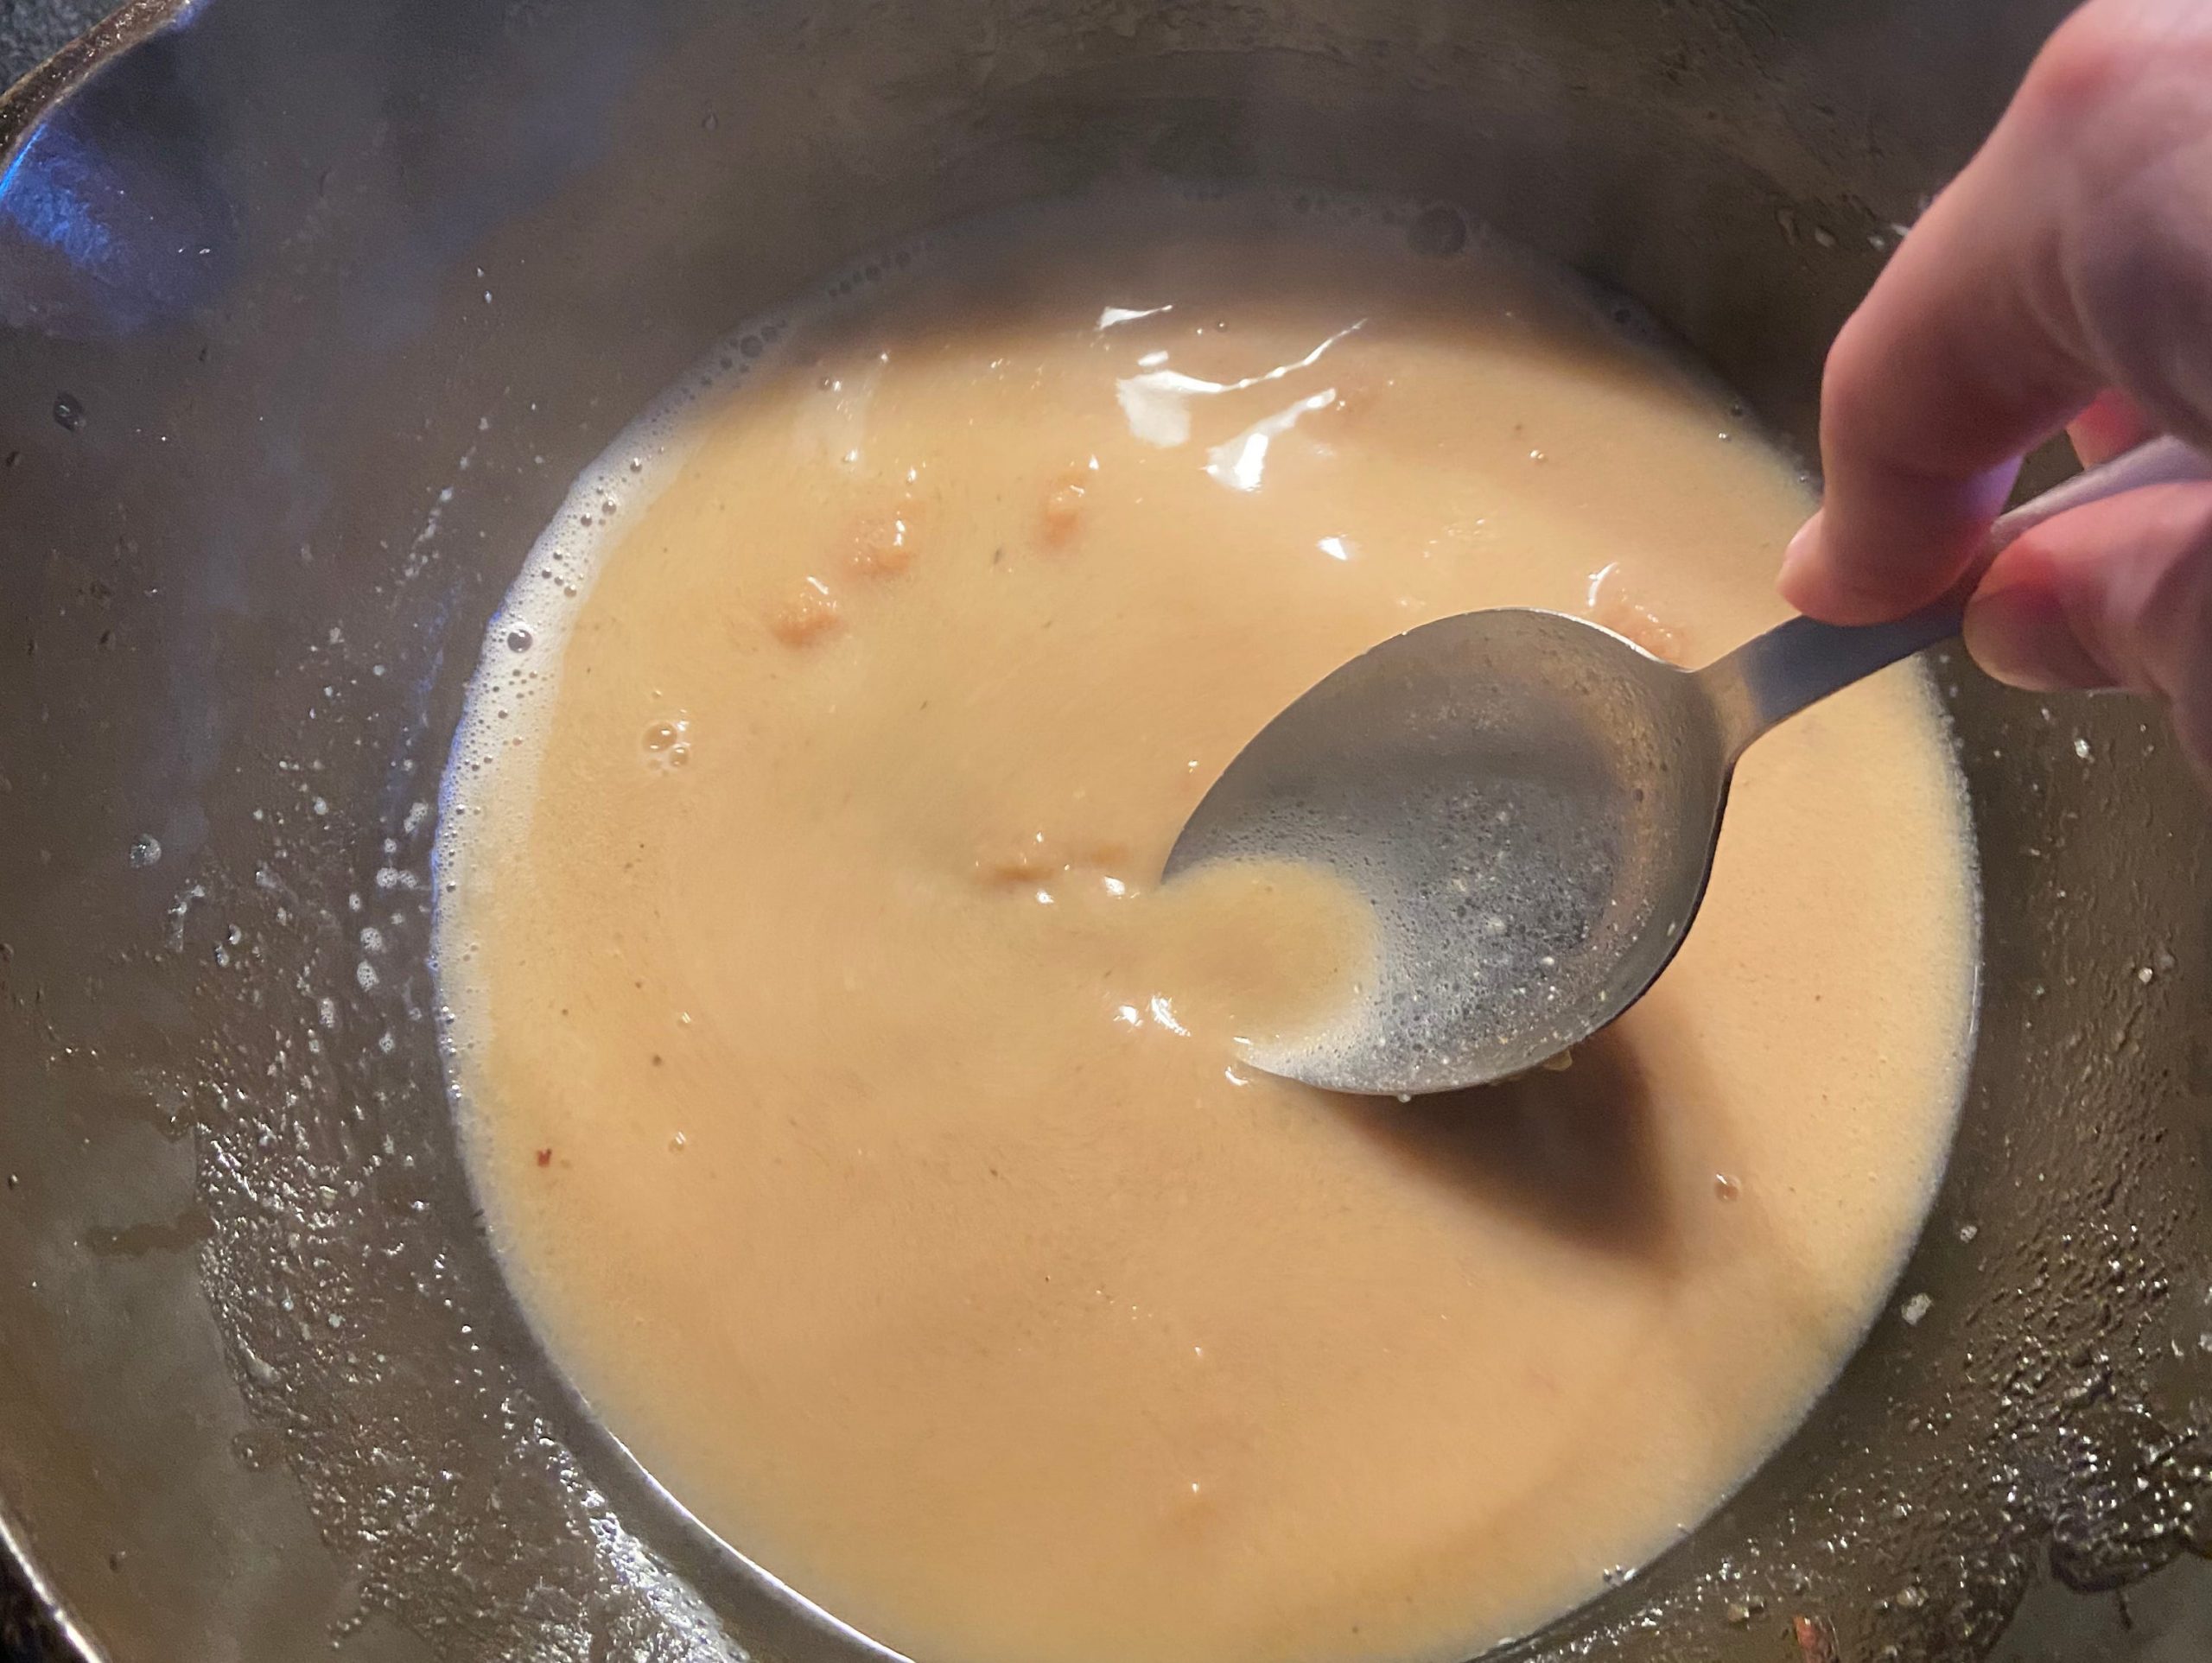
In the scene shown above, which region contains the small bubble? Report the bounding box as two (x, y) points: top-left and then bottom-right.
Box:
(644, 717), (690, 760)
(127, 835), (162, 869)
(53, 393), (85, 432)
(505, 625), (534, 652)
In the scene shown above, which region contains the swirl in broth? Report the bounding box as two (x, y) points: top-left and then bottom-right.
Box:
(436, 193), (1977, 1663)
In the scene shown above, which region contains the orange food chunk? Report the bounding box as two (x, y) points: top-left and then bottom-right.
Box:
(1316, 366), (1390, 429)
(976, 832), (1135, 887)
(981, 831), (1064, 884)
(1585, 562), (1683, 663)
(768, 577), (842, 647)
(1040, 469), (1090, 547)
(849, 498), (922, 577)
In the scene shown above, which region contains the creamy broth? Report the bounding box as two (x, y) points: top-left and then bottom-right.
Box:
(437, 194), (1977, 1663)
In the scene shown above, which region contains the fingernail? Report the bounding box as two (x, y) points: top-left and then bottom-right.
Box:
(1777, 512), (1823, 606)
(1962, 580), (2113, 692)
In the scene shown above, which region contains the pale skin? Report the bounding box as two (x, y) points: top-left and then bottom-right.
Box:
(1778, 0), (2212, 785)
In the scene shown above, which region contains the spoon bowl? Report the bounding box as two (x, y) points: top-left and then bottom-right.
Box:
(1167, 608), (1730, 1094)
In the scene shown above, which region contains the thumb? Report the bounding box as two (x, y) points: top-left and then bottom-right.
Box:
(1963, 481), (2212, 784)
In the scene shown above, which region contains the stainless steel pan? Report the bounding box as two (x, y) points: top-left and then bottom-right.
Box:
(1, 2), (2207, 1658)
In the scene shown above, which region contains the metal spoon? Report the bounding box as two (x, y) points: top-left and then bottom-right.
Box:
(1166, 435), (2209, 1096)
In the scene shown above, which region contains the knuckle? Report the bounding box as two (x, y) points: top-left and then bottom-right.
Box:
(1817, 307), (1890, 442)
(2015, 3), (2212, 159)
(2127, 495), (2212, 691)
(2018, 9), (2150, 129)
(2069, 174), (2212, 418)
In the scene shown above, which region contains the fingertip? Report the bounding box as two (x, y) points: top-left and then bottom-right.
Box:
(1777, 511), (1928, 624)
(1775, 511), (1823, 610)
(1962, 574), (2111, 691)
(2066, 390), (2155, 468)
(1776, 511), (1895, 622)
(1784, 460), (2021, 625)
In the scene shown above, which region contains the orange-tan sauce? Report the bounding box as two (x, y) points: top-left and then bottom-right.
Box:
(437, 194), (1977, 1663)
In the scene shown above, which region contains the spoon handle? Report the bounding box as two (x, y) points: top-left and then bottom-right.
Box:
(1696, 434), (2212, 759)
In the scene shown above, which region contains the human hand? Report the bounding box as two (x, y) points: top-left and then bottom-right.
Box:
(1777, 0), (2212, 784)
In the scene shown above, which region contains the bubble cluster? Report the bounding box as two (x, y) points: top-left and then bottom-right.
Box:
(642, 718), (692, 770)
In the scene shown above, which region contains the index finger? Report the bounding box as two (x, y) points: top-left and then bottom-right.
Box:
(1778, 0), (2212, 623)
(1777, 71), (2104, 622)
